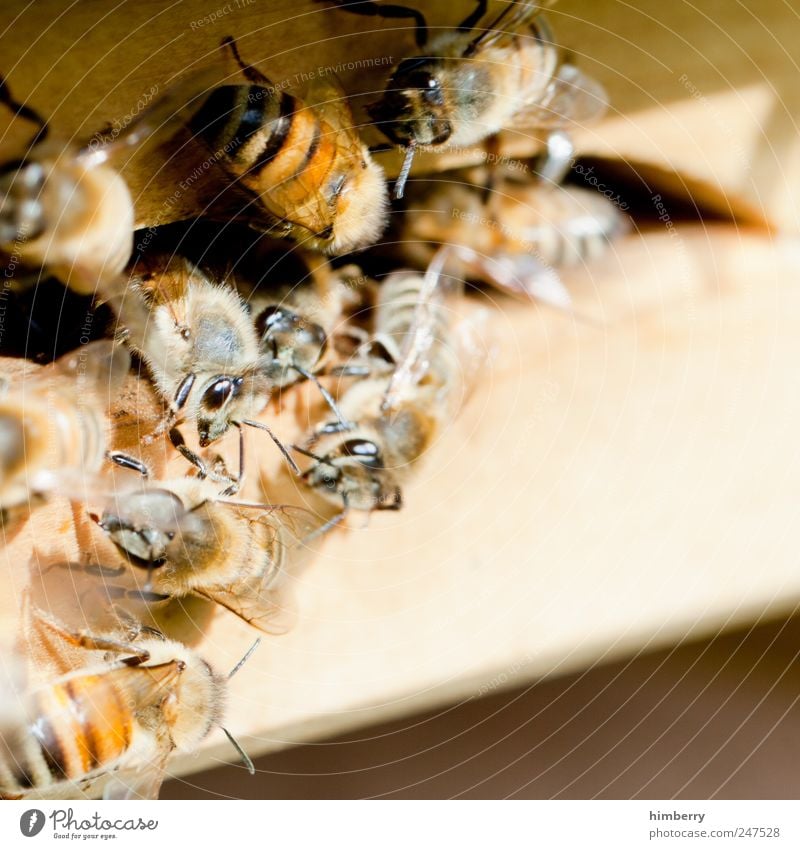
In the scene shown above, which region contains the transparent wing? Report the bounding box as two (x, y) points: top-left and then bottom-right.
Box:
(381, 247), (463, 412)
(513, 63), (608, 130)
(305, 75), (360, 139)
(452, 244), (572, 308)
(198, 504), (320, 634)
(101, 753), (171, 800)
(26, 559), (165, 672)
(468, 0), (554, 53)
(35, 339), (131, 407)
(77, 67), (223, 168)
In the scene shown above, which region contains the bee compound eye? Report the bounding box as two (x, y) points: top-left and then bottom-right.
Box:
(341, 439), (383, 469)
(202, 377), (243, 411)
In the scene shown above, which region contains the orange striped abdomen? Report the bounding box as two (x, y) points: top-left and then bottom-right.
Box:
(192, 85), (344, 236)
(0, 674), (133, 795)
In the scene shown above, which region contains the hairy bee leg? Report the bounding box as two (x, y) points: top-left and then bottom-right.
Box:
(458, 0), (488, 31)
(314, 0), (429, 48)
(107, 452), (150, 477)
(538, 130), (575, 187)
(220, 35), (271, 86)
(34, 614), (152, 666)
(169, 426), (210, 479)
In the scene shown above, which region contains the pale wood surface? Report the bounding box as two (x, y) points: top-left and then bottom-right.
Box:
(6, 224), (796, 775)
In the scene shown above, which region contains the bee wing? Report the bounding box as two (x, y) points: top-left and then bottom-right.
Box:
(381, 247), (462, 412)
(304, 75), (359, 137)
(76, 68), (223, 168)
(451, 244), (572, 308)
(513, 63), (608, 131)
(36, 339), (131, 406)
(467, 0), (554, 52)
(26, 559), (164, 671)
(101, 750), (171, 800)
(198, 505), (320, 634)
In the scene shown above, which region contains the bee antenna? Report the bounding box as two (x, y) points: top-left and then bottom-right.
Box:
(227, 637), (261, 680)
(393, 141), (417, 200)
(239, 419), (301, 475)
(293, 364), (353, 431)
(291, 444), (326, 463)
(221, 727), (255, 775)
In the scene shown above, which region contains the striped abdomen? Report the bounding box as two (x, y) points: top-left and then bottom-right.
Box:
(509, 185), (626, 268)
(193, 85), (348, 237)
(0, 673), (133, 794)
(372, 272), (450, 366)
(0, 390), (105, 511)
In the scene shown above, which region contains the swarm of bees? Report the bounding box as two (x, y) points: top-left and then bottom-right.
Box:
(0, 0), (626, 799)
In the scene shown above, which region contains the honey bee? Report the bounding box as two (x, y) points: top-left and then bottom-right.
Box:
(247, 253), (369, 425)
(93, 476), (318, 633)
(0, 613), (257, 800)
(295, 249), (481, 531)
(0, 73), (211, 296)
(189, 36), (389, 255)
(111, 254), (299, 486)
(0, 340), (136, 521)
(398, 164), (628, 304)
(320, 0), (606, 197)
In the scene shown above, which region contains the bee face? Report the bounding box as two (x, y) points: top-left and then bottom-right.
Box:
(195, 375), (244, 446)
(100, 490), (184, 563)
(369, 58), (453, 147)
(305, 440), (401, 512)
(256, 305), (327, 374)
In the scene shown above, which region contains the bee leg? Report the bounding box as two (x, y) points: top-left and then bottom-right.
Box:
(479, 134), (502, 205)
(304, 492), (350, 542)
(33, 613), (152, 666)
(169, 426), (210, 479)
(107, 452), (150, 477)
(314, 1), (428, 48)
(294, 364), (354, 431)
(240, 419), (301, 475)
(219, 423), (245, 498)
(220, 35), (271, 86)
(0, 74), (49, 144)
(458, 0), (488, 32)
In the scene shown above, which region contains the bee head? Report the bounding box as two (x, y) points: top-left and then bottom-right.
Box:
(195, 372), (269, 446)
(369, 57), (452, 147)
(99, 490), (184, 564)
(303, 438), (402, 512)
(255, 305), (328, 379)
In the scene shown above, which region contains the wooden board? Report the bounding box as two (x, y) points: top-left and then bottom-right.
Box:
(5, 223), (797, 777)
